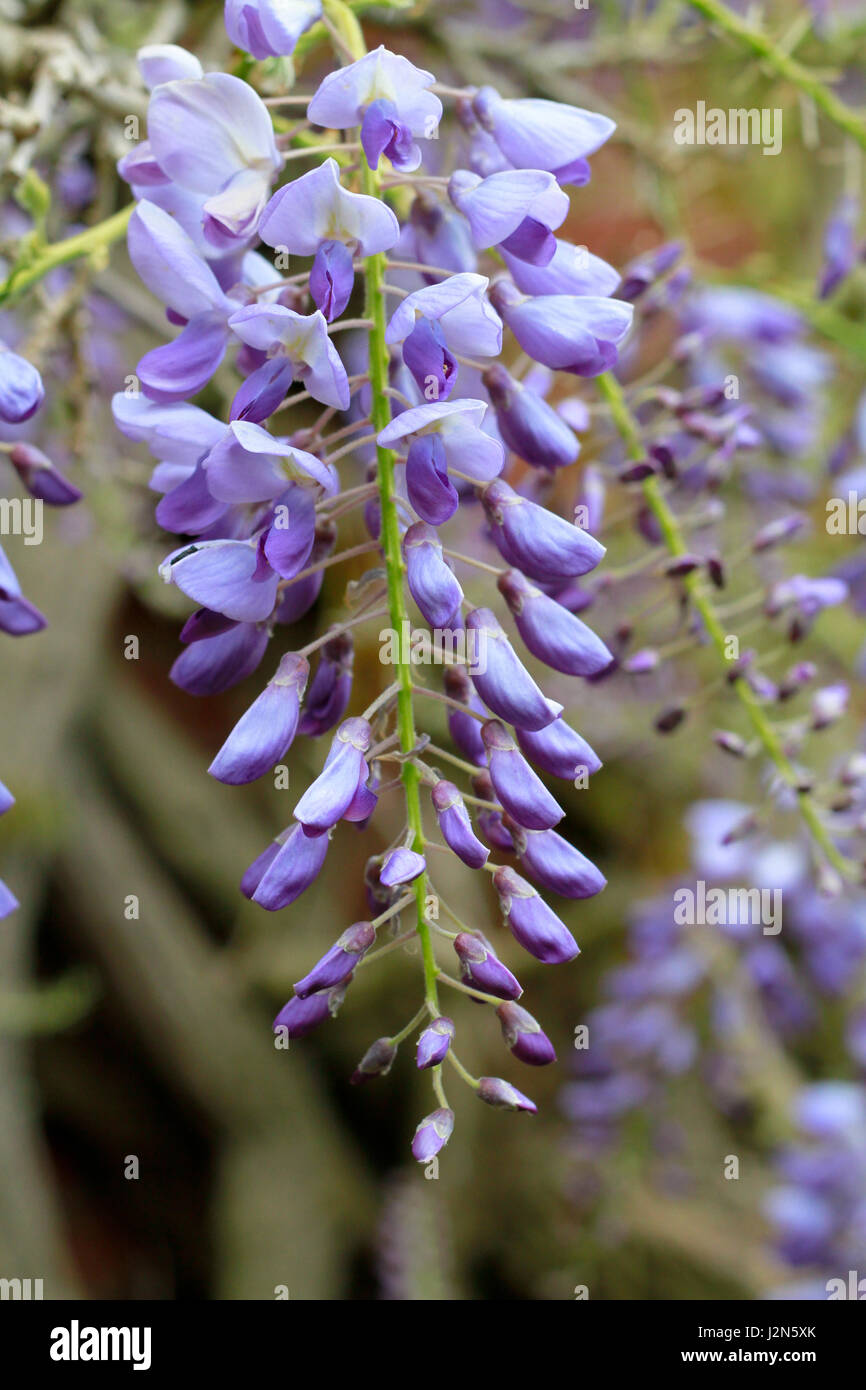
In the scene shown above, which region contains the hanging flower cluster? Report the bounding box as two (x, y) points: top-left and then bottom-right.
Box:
(111, 4), (634, 1160)
(1, 320), (81, 916)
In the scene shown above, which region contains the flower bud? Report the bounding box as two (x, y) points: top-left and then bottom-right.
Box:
(416, 1016), (455, 1069)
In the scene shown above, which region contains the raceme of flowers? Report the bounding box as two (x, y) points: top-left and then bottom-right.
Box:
(111, 11), (634, 1161)
(1, 322), (81, 919)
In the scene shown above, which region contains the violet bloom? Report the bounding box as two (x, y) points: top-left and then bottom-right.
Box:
(293, 716), (374, 834)
(228, 302), (351, 411)
(477, 1076), (537, 1113)
(259, 158), (399, 259)
(309, 240), (355, 322)
(0, 543), (46, 636)
(489, 279), (633, 377)
(386, 273), (502, 359)
(481, 478), (604, 581)
(403, 522), (463, 628)
(273, 980), (347, 1039)
(361, 99), (419, 172)
(465, 607), (563, 732)
(494, 865), (578, 963)
(170, 615), (269, 696)
(469, 85), (615, 181)
(454, 931), (522, 1000)
(482, 365), (579, 470)
(8, 444), (82, 507)
(448, 168), (569, 264)
(511, 826), (606, 899)
(498, 569), (613, 678)
(443, 666), (487, 766)
(307, 47), (442, 164)
(416, 1016), (455, 1069)
(298, 632), (353, 736)
(381, 847), (426, 886)
(515, 716), (602, 781)
(0, 345), (44, 424)
(431, 780), (489, 868)
(411, 1107), (454, 1161)
(818, 195), (859, 299)
(208, 652), (308, 784)
(501, 239), (620, 298)
(497, 1001), (556, 1066)
(144, 64), (281, 247)
(252, 820), (330, 909)
(225, 0), (323, 59)
(378, 399), (504, 487)
(481, 719), (564, 830)
(294, 921), (375, 997)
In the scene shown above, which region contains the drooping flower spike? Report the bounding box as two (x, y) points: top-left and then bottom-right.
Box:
(113, 7), (625, 1161)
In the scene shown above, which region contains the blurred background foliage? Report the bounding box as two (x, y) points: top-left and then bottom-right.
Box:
(1, 0), (865, 1299)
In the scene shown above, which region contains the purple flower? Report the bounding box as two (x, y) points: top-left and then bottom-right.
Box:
(309, 240), (355, 322)
(494, 865), (579, 962)
(416, 1016), (455, 1069)
(252, 820), (330, 909)
(378, 399), (504, 483)
(404, 434), (458, 524)
(443, 666), (487, 765)
(470, 85), (615, 179)
(381, 846), (426, 886)
(481, 478), (604, 579)
(225, 0), (323, 60)
(408, 194), (476, 276)
(0, 543), (47, 636)
(501, 239), (620, 298)
(208, 651), (308, 784)
(171, 615), (268, 695)
(515, 716), (601, 781)
(481, 719), (564, 830)
(273, 981), (347, 1038)
(466, 606), (562, 731)
(431, 779), (489, 868)
(0, 346), (44, 424)
(145, 68), (280, 246)
(498, 569), (613, 677)
(205, 420), (337, 502)
(511, 826), (606, 899)
(298, 632), (353, 736)
(401, 318), (458, 401)
(228, 303), (350, 410)
(160, 535), (280, 622)
(361, 99), (419, 172)
(818, 196), (859, 299)
(482, 365), (579, 470)
(294, 920), (376, 997)
(448, 168), (569, 262)
(497, 1001), (556, 1065)
(454, 931), (522, 999)
(386, 273), (502, 359)
(307, 46), (442, 147)
(259, 158), (399, 257)
(477, 1075), (537, 1113)
(403, 522), (463, 628)
(293, 716), (373, 834)
(489, 279), (633, 377)
(411, 1107), (454, 1160)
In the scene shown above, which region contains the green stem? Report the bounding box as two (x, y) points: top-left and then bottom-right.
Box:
(0, 203), (133, 307)
(685, 0), (866, 150)
(597, 371), (856, 883)
(330, 1), (441, 1015)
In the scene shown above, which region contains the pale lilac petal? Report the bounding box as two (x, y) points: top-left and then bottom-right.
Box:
(259, 159), (399, 256)
(161, 536), (279, 621)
